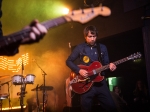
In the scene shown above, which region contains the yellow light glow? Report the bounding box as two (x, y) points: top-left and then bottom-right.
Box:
(62, 8), (69, 14)
(2, 106), (26, 110)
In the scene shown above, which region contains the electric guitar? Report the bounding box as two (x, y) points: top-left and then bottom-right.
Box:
(69, 52), (142, 94)
(0, 5), (111, 48)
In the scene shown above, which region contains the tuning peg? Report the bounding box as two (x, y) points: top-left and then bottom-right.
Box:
(99, 3), (103, 11)
(81, 9), (84, 14)
(91, 6), (94, 13)
(71, 10), (74, 15)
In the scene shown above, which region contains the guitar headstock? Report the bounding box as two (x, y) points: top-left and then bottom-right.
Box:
(65, 5), (111, 24)
(127, 52), (142, 60)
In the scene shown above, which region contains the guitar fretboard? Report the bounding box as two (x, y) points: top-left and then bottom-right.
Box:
(96, 57), (129, 73)
(0, 16), (67, 48)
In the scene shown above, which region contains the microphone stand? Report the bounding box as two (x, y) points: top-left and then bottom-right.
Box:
(20, 59), (26, 112)
(36, 84), (40, 112)
(0, 80), (12, 112)
(33, 60), (47, 112)
(0, 84), (2, 112)
(7, 82), (11, 112)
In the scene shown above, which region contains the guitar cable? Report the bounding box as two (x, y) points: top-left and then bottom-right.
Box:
(66, 83), (75, 99)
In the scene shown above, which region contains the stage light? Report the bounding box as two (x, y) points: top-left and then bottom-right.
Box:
(107, 77), (123, 91)
(62, 8), (69, 14)
(107, 77), (117, 91)
(0, 53), (29, 72)
(2, 106), (26, 110)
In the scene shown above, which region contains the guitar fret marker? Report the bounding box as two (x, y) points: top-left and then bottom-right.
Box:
(5, 39), (9, 45)
(21, 35), (25, 39)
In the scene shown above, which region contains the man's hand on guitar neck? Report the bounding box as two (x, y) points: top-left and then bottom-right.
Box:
(79, 69), (88, 78)
(109, 63), (116, 71)
(21, 20), (47, 43)
(79, 63), (116, 77)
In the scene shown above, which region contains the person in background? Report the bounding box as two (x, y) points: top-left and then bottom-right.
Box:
(66, 25), (117, 112)
(111, 85), (130, 112)
(0, 0), (47, 56)
(133, 79), (149, 112)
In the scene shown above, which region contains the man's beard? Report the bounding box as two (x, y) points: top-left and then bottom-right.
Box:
(89, 41), (95, 45)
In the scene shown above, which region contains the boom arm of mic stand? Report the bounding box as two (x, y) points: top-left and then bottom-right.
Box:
(36, 84), (40, 112)
(33, 60), (47, 112)
(7, 82), (12, 110)
(33, 60), (47, 75)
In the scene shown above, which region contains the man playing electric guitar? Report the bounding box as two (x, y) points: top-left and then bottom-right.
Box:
(66, 25), (117, 112)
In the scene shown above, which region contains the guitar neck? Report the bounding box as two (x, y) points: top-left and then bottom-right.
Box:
(0, 16), (69, 48)
(41, 16), (69, 29)
(0, 6), (112, 48)
(97, 57), (129, 72)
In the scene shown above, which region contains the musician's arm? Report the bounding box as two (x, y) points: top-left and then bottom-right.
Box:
(66, 45), (81, 74)
(100, 44), (110, 65)
(100, 44), (116, 71)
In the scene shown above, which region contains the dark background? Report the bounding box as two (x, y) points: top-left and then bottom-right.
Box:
(1, 0), (150, 111)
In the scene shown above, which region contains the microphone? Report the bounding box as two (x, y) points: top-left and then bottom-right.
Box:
(141, 16), (150, 19)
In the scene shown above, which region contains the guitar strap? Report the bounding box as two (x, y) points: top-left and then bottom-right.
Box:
(96, 42), (103, 65)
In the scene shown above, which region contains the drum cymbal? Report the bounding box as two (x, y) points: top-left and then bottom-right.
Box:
(31, 86), (53, 91)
